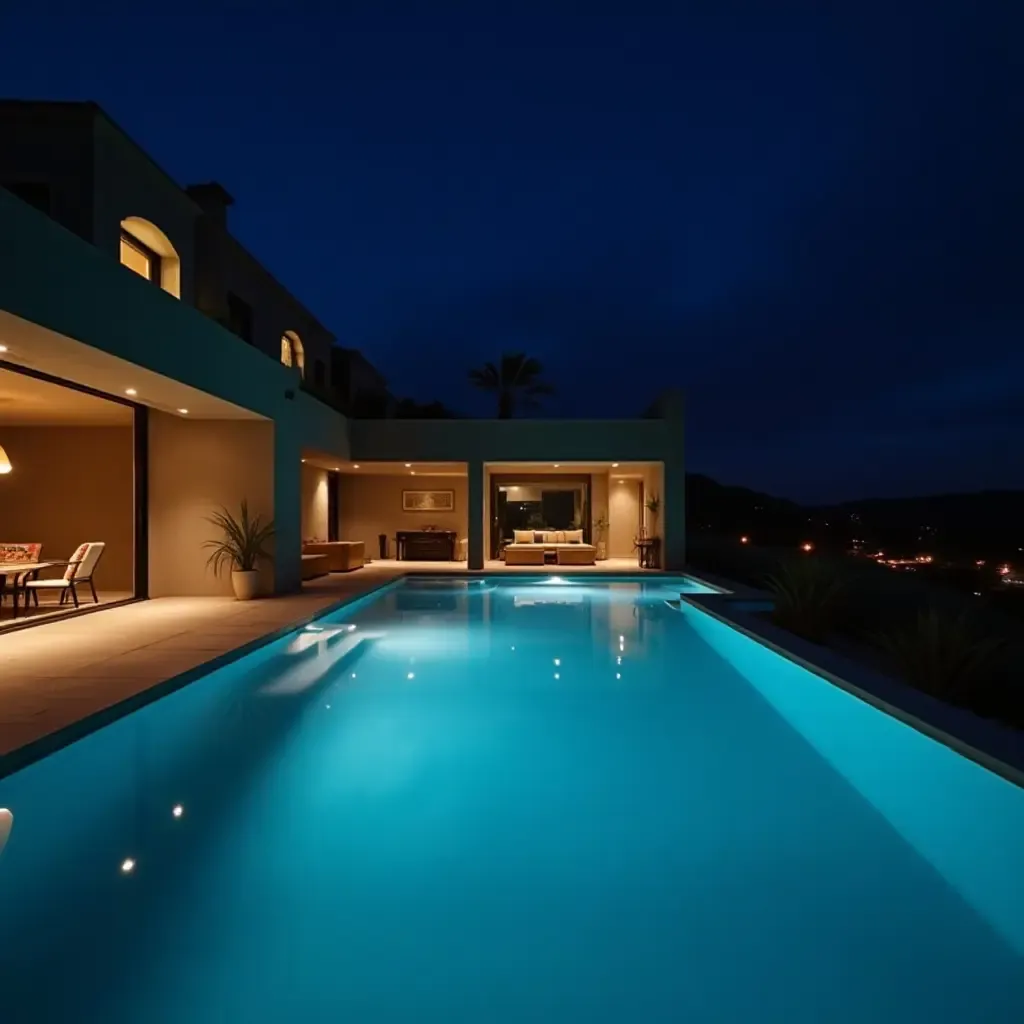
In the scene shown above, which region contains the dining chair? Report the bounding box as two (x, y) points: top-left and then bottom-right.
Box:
(25, 542), (106, 609)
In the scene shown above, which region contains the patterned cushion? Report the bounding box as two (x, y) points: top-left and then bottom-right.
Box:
(64, 543), (89, 581)
(0, 543), (41, 563)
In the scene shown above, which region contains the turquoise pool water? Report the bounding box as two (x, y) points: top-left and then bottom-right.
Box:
(0, 576), (1021, 1022)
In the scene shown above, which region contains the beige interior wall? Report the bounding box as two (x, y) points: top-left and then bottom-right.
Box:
(339, 473), (468, 557)
(301, 463), (330, 541)
(608, 477), (642, 557)
(0, 426), (134, 590)
(642, 462), (665, 536)
(483, 467), (491, 559)
(148, 412), (275, 596)
(590, 471), (609, 557)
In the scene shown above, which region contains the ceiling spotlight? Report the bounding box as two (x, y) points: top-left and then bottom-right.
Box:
(0, 345), (7, 353)
(353, 464), (360, 469)
(125, 388), (137, 396)
(410, 470), (416, 475)
(404, 463), (412, 468)
(553, 463), (560, 468)
(177, 408), (189, 415)
(611, 462), (619, 467)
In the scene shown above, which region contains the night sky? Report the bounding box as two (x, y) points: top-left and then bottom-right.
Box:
(3, 6), (1021, 503)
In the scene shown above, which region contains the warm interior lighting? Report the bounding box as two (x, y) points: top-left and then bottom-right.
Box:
(120, 234), (153, 280)
(553, 463), (560, 468)
(404, 463), (412, 467)
(125, 388), (137, 396)
(353, 464), (360, 469)
(618, 479), (625, 484)
(0, 443), (12, 475)
(740, 535), (749, 544)
(177, 408), (189, 415)
(301, 458), (306, 463)
(611, 462), (619, 467)
(410, 470), (416, 476)
(801, 542), (814, 552)
(0, 344), (7, 353)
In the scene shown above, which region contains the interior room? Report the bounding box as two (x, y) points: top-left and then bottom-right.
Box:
(0, 366), (137, 628)
(487, 462), (664, 567)
(302, 459), (469, 572)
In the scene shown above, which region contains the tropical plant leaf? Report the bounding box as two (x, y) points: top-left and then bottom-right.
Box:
(764, 557), (846, 642)
(204, 499), (276, 576)
(874, 607), (1007, 701)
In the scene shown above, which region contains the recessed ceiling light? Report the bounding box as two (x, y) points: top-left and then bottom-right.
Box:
(553, 463), (560, 468)
(125, 388), (137, 396)
(0, 345), (7, 353)
(177, 408), (189, 415)
(410, 470), (416, 475)
(404, 463), (412, 468)
(301, 458), (306, 463)
(611, 462), (619, 467)
(334, 467), (339, 471)
(353, 464), (360, 469)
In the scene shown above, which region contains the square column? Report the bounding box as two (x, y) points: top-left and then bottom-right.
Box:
(467, 459), (484, 570)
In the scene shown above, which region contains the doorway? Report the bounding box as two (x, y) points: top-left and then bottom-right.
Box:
(608, 478), (642, 558)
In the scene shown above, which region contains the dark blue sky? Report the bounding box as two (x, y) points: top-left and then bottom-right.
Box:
(3, 5), (1021, 502)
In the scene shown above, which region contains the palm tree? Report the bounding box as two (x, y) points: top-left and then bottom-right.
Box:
(468, 352), (554, 418)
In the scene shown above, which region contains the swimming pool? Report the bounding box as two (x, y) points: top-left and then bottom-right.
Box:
(1, 575), (1021, 1022)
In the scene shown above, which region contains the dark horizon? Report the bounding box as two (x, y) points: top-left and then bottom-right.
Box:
(2, 5), (1020, 504)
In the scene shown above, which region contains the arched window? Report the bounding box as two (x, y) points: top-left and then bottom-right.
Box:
(119, 216), (181, 298)
(281, 331), (305, 377)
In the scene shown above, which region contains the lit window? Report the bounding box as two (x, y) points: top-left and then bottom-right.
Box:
(281, 332), (305, 377)
(120, 232), (159, 282)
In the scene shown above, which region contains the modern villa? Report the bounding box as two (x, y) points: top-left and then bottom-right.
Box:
(0, 99), (685, 629)
(1, 101), (1023, 1024)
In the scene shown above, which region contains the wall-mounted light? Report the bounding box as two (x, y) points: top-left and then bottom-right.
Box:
(0, 444), (12, 475)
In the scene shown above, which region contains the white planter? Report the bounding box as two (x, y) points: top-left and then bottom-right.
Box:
(597, 541), (608, 561)
(231, 570), (260, 601)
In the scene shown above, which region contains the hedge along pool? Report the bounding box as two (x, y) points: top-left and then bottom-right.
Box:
(0, 575), (1021, 1022)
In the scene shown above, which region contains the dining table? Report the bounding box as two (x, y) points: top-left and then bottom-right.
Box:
(0, 562), (55, 619)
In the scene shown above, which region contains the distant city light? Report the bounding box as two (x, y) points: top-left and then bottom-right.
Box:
(801, 542), (814, 553)
(740, 535), (749, 544)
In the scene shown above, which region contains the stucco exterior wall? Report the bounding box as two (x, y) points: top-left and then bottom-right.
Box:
(301, 464), (330, 541)
(0, 102), (96, 242)
(91, 114), (200, 306)
(339, 474), (468, 558)
(0, 425), (135, 590)
(147, 413), (277, 596)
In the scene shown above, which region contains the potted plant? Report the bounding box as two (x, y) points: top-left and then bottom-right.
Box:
(644, 494), (661, 537)
(204, 500), (275, 600)
(593, 516), (609, 560)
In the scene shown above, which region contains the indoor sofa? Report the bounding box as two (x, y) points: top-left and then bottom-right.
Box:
(504, 530), (597, 566)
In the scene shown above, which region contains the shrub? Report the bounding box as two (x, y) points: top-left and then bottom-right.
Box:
(764, 557), (846, 643)
(873, 607), (1007, 704)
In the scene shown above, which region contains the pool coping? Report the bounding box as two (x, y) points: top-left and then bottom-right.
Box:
(680, 590), (1024, 789)
(0, 576), (406, 780)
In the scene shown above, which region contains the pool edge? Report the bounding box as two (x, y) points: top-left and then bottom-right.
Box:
(0, 577), (405, 780)
(679, 592), (1024, 789)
